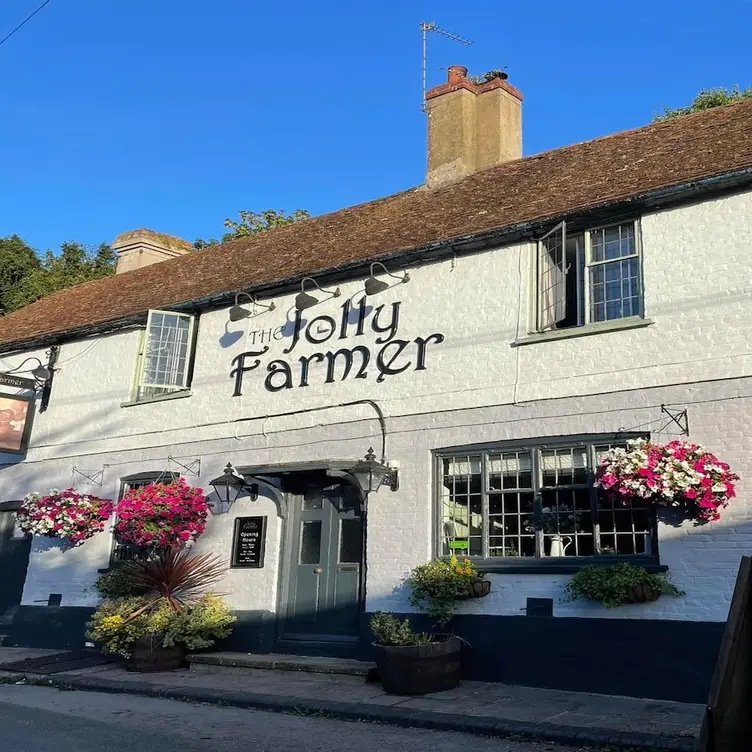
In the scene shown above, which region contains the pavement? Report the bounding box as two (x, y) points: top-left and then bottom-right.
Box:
(0, 648), (705, 751)
(0, 684), (607, 752)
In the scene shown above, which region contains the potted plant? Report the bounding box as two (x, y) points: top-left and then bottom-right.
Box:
(565, 563), (684, 608)
(370, 612), (461, 695)
(409, 555), (489, 625)
(87, 549), (235, 671)
(114, 478), (209, 550)
(16, 489), (114, 546)
(596, 439), (738, 523)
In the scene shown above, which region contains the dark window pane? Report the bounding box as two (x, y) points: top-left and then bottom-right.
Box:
(339, 518), (362, 563)
(303, 492), (323, 510)
(300, 521), (322, 564)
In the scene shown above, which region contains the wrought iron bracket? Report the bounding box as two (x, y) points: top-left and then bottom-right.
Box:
(661, 404), (689, 435)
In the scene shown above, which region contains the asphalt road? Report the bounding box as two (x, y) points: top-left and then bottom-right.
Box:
(0, 684), (591, 752)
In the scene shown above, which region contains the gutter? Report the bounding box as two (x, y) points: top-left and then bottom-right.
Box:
(2, 167), (751, 355)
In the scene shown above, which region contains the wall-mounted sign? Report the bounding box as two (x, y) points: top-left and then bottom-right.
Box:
(231, 516), (267, 568)
(0, 392), (34, 455)
(0, 373), (36, 391)
(230, 297), (445, 395)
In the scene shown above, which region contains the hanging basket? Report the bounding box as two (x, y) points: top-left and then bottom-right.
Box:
(456, 579), (491, 600)
(624, 584), (661, 604)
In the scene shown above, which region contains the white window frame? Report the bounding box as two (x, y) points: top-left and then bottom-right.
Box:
(133, 310), (196, 399)
(535, 219), (643, 332)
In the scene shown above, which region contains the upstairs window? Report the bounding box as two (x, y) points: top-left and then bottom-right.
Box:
(537, 220), (642, 332)
(133, 310), (196, 402)
(437, 436), (657, 565)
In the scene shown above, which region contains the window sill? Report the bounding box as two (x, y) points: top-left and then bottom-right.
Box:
(120, 389), (192, 408)
(512, 316), (654, 347)
(474, 558), (667, 575)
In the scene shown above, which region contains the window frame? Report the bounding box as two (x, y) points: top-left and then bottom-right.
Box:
(131, 309), (198, 402)
(535, 219), (644, 334)
(433, 434), (663, 574)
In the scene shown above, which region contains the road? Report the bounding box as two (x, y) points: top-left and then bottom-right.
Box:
(0, 684), (590, 752)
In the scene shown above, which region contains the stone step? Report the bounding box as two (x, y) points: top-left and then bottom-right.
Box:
(188, 652), (375, 677)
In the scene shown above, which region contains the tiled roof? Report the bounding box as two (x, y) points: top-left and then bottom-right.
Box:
(2, 100), (752, 351)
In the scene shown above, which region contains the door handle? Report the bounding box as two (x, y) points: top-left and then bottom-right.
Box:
(313, 567), (323, 574)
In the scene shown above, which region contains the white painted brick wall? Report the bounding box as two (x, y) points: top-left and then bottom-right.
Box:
(1, 189), (751, 624)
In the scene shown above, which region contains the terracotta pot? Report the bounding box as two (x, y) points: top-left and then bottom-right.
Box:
(624, 584), (661, 604)
(373, 636), (461, 695)
(456, 579), (491, 600)
(125, 635), (186, 672)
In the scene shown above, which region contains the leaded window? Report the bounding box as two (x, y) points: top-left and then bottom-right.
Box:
(437, 436), (657, 564)
(133, 310), (196, 402)
(536, 220), (643, 331)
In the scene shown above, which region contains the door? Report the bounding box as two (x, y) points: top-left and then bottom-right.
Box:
(0, 508), (31, 624)
(281, 482), (363, 642)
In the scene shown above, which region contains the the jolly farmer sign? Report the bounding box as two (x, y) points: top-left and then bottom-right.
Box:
(230, 297), (445, 395)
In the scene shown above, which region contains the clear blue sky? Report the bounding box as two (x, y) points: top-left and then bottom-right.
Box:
(1, 0), (750, 252)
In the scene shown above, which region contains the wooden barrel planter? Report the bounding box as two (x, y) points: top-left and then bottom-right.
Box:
(373, 636), (461, 695)
(456, 579), (491, 600)
(125, 636), (186, 672)
(624, 584), (661, 604)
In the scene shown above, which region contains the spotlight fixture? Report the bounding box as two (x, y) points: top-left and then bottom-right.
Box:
(228, 292), (275, 322)
(295, 277), (341, 311)
(364, 262), (410, 296)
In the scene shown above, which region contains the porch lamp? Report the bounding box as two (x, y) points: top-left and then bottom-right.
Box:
(295, 277), (341, 311)
(346, 448), (399, 499)
(364, 262), (410, 296)
(229, 292), (275, 322)
(208, 463), (259, 510)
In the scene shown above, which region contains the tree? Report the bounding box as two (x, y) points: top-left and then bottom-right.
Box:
(0, 235), (41, 315)
(193, 208), (310, 250)
(1, 241), (116, 314)
(655, 86), (752, 121)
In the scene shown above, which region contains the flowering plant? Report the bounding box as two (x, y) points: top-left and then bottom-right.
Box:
(115, 478), (209, 549)
(17, 489), (114, 546)
(596, 439), (739, 523)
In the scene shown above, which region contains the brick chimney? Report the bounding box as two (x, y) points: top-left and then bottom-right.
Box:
(112, 229), (192, 275)
(425, 66), (523, 189)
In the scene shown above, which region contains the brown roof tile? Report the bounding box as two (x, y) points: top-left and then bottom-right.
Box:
(2, 100), (752, 351)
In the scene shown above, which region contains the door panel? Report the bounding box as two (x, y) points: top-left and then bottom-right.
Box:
(283, 483), (362, 640)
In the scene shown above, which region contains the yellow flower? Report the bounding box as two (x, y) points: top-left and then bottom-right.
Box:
(100, 615), (125, 631)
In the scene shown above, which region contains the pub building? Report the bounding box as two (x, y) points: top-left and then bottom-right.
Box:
(1, 66), (751, 704)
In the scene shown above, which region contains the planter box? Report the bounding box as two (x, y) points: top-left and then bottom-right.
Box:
(125, 635), (186, 672)
(373, 636), (461, 695)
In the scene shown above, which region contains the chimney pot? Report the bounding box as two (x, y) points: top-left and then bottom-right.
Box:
(447, 65), (468, 85)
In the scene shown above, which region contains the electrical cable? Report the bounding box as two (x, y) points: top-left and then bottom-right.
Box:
(0, 0), (52, 49)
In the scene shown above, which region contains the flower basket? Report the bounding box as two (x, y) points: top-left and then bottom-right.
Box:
(115, 478), (209, 550)
(16, 489), (114, 546)
(623, 583), (661, 604)
(596, 439), (739, 523)
(456, 579), (491, 600)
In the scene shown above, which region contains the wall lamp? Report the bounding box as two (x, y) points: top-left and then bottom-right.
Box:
(4, 357), (51, 382)
(364, 262), (410, 296)
(346, 447), (399, 501)
(228, 292), (275, 322)
(208, 463), (259, 511)
(295, 277), (341, 311)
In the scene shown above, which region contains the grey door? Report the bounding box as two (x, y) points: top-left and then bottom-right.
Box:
(0, 509), (31, 623)
(282, 483), (363, 641)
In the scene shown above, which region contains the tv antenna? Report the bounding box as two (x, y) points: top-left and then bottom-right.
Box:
(421, 21), (473, 112)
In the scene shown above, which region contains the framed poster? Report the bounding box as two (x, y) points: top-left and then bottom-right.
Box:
(0, 393), (34, 455)
(230, 516), (267, 568)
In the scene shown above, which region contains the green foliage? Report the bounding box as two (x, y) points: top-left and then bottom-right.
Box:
(565, 563), (684, 608)
(370, 612), (433, 646)
(94, 565), (150, 599)
(470, 69), (507, 85)
(0, 239), (115, 314)
(193, 208), (310, 249)
(408, 556), (484, 626)
(87, 594), (236, 658)
(655, 86), (752, 121)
